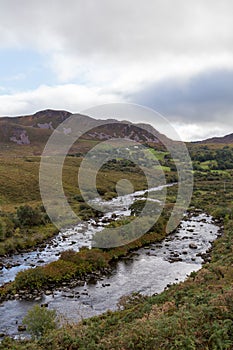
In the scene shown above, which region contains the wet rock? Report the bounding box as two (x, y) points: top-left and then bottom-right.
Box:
(35, 296), (42, 301)
(45, 290), (52, 295)
(189, 243), (198, 249)
(66, 294), (75, 298)
(12, 262), (20, 267)
(169, 257), (182, 262)
(41, 303), (48, 308)
(18, 325), (26, 332)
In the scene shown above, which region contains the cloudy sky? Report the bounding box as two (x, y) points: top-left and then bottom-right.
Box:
(0, 0), (233, 141)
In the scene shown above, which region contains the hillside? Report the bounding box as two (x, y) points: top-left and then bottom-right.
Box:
(0, 109), (170, 156)
(197, 132), (233, 144)
(1, 111), (233, 349)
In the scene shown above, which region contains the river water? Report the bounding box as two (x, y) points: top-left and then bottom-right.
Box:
(0, 184), (170, 286)
(0, 185), (220, 338)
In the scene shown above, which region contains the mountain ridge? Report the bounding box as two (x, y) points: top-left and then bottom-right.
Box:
(196, 132), (233, 144)
(0, 109), (170, 155)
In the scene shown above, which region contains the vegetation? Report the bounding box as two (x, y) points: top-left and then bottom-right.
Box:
(0, 209), (169, 297)
(1, 143), (233, 349)
(22, 304), (57, 339)
(188, 144), (233, 170)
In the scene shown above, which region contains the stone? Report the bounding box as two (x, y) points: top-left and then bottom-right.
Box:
(45, 290), (52, 295)
(18, 325), (26, 332)
(189, 243), (198, 249)
(34, 296), (42, 301)
(41, 303), (49, 308)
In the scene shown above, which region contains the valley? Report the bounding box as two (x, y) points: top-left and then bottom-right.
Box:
(0, 110), (233, 349)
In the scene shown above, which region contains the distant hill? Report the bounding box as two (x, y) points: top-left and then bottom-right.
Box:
(0, 109), (170, 155)
(197, 133), (233, 144)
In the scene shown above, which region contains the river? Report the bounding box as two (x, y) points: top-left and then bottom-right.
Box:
(0, 185), (220, 338)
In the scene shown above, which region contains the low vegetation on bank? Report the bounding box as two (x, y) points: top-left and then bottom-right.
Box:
(1, 145), (233, 349)
(1, 182), (233, 349)
(0, 208), (170, 299)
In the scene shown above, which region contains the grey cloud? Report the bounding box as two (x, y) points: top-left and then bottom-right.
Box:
(130, 69), (233, 124)
(1, 0), (233, 141)
(1, 0), (233, 59)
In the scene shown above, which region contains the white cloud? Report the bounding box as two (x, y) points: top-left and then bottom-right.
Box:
(1, 0), (233, 86)
(0, 84), (125, 116)
(170, 122), (232, 142)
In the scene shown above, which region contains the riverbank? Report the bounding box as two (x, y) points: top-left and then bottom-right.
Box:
(0, 210), (170, 302)
(0, 211), (221, 339)
(0, 183), (176, 299)
(1, 174), (232, 349)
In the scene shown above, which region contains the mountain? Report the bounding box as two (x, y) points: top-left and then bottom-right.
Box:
(0, 109), (170, 155)
(197, 133), (233, 144)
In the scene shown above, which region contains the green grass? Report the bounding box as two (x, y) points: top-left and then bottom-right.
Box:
(0, 154), (168, 255)
(149, 149), (169, 160)
(2, 173), (233, 349)
(1, 146), (233, 349)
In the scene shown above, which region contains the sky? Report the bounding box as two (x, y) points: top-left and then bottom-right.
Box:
(0, 0), (233, 141)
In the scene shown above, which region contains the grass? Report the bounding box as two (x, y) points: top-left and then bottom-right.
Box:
(149, 149), (169, 160)
(2, 199), (233, 349)
(1, 145), (233, 349)
(0, 155), (158, 255)
(1, 172), (233, 349)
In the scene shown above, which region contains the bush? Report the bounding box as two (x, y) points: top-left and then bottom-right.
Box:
(16, 205), (43, 227)
(23, 304), (57, 338)
(43, 260), (77, 282)
(60, 248), (110, 271)
(15, 267), (46, 290)
(0, 216), (15, 241)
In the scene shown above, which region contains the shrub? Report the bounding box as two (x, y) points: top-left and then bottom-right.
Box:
(0, 216), (14, 241)
(60, 248), (110, 272)
(16, 205), (43, 227)
(23, 304), (57, 338)
(43, 260), (77, 282)
(14, 267), (46, 290)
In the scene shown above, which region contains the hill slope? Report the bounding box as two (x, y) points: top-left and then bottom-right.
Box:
(197, 132), (233, 144)
(0, 109), (170, 155)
